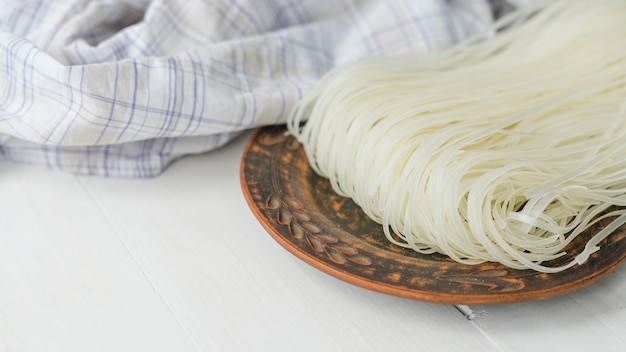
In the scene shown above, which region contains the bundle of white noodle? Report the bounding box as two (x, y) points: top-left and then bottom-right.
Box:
(287, 0), (626, 273)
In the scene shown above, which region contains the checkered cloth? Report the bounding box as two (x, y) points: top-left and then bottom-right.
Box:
(0, 0), (536, 177)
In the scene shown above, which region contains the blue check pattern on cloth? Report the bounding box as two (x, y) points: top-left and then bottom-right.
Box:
(1, 0), (523, 177)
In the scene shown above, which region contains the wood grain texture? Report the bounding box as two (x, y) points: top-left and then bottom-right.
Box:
(2, 130), (626, 351)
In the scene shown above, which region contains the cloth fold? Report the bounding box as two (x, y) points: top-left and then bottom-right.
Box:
(1, 0), (533, 177)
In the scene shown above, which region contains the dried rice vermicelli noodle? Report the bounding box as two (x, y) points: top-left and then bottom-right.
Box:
(286, 0), (626, 273)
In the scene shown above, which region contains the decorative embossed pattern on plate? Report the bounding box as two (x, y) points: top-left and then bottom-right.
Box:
(240, 126), (626, 304)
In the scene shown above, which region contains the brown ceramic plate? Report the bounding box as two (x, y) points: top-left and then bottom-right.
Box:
(240, 125), (626, 305)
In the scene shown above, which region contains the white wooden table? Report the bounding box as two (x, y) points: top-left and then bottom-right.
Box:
(2, 130), (626, 352)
